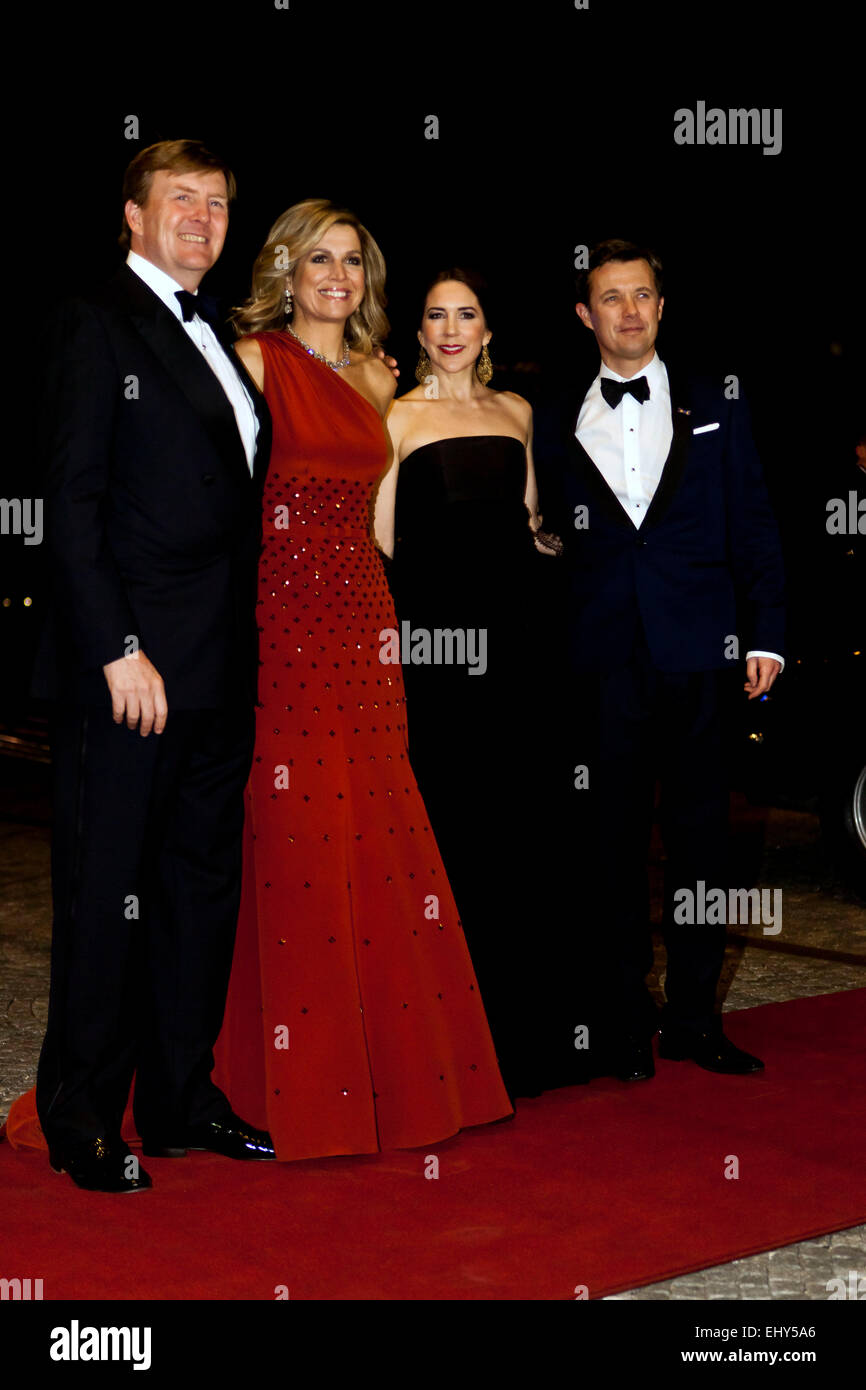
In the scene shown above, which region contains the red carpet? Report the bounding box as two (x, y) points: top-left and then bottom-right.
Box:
(2, 990), (864, 1300)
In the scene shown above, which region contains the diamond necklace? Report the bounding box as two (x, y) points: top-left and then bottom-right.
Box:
(285, 321), (350, 371)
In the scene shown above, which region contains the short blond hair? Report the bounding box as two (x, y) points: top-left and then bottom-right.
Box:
(232, 198), (389, 353)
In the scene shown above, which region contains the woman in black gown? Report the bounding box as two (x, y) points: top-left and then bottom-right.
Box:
(375, 269), (585, 1097)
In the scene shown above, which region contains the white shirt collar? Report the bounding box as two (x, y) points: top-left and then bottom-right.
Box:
(598, 350), (665, 387)
(127, 250), (193, 321)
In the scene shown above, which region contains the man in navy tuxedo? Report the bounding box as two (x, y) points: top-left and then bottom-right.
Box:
(535, 240), (785, 1081)
(33, 140), (275, 1189)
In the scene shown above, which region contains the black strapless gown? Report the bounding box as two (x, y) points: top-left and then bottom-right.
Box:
(387, 436), (587, 1095)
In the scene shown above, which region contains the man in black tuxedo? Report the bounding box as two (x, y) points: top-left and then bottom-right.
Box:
(535, 240), (785, 1082)
(33, 140), (274, 1190)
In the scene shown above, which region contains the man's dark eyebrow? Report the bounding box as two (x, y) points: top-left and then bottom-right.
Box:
(601, 284), (654, 295)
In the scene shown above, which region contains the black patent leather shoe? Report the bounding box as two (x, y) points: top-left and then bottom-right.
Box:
(658, 1025), (764, 1074)
(49, 1137), (152, 1193)
(188, 1112), (275, 1160)
(143, 1111), (275, 1161)
(612, 1035), (655, 1082)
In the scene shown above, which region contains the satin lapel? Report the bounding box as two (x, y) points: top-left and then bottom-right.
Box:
(113, 267), (251, 484)
(565, 373), (636, 530)
(642, 367), (693, 531)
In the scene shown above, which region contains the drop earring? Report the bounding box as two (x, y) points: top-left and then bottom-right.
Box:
(415, 346), (432, 384)
(476, 344), (493, 385)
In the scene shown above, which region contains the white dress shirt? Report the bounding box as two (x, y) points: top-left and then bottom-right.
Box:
(126, 250), (258, 475)
(576, 352), (783, 669)
(576, 351), (672, 528)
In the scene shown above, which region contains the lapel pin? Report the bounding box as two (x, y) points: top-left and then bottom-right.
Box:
(677, 407), (691, 415)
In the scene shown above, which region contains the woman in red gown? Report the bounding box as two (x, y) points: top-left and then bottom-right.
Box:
(211, 200), (512, 1159)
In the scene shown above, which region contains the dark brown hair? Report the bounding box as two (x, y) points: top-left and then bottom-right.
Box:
(119, 139), (237, 250)
(423, 267), (493, 330)
(576, 239), (663, 305)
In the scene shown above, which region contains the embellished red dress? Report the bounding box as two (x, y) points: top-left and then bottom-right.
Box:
(210, 331), (512, 1159)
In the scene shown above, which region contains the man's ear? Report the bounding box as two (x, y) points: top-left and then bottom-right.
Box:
(124, 200), (142, 237)
(575, 302), (593, 330)
(657, 295), (664, 322)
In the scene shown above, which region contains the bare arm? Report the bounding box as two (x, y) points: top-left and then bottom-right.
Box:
(518, 400), (561, 555)
(523, 407), (563, 557)
(374, 400), (407, 557)
(498, 390), (539, 526)
(365, 355), (398, 416)
(524, 410), (541, 529)
(233, 337), (264, 393)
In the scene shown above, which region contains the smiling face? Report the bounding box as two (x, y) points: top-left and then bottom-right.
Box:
(419, 279), (490, 375)
(576, 258), (663, 376)
(289, 223), (366, 331)
(124, 167), (229, 291)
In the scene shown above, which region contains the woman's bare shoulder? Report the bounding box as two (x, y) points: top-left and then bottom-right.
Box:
(393, 384), (429, 405)
(234, 335), (264, 359)
(233, 336), (265, 390)
(494, 388), (532, 416)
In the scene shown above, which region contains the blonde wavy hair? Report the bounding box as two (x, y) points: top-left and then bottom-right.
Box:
(232, 198), (389, 352)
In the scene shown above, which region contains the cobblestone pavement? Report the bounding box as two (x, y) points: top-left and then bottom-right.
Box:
(1, 764), (864, 1300)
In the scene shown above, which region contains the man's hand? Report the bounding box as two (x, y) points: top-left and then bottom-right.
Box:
(743, 655), (782, 701)
(103, 651), (168, 735)
(374, 346), (399, 380)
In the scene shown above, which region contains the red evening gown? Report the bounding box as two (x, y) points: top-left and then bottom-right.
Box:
(3, 330), (511, 1161)
(211, 331), (512, 1158)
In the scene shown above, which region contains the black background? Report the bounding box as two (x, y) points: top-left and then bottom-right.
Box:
(2, 0), (863, 697)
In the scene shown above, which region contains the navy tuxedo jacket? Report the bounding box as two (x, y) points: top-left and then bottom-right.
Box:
(33, 265), (272, 708)
(533, 364), (786, 673)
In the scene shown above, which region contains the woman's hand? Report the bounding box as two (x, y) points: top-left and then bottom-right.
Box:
(532, 528), (563, 556)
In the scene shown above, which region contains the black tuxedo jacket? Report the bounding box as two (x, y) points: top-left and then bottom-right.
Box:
(533, 363), (786, 672)
(33, 265), (272, 708)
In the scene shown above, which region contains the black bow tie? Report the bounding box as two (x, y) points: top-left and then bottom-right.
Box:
(600, 375), (650, 409)
(175, 289), (219, 329)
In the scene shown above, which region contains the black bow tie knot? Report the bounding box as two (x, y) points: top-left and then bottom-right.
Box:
(600, 374), (650, 409)
(175, 289), (219, 329)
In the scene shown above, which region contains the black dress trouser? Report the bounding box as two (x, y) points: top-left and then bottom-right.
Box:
(36, 698), (255, 1150)
(572, 629), (735, 1043)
